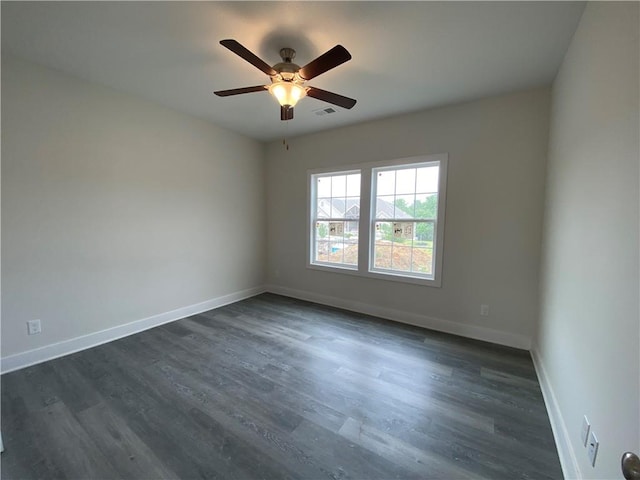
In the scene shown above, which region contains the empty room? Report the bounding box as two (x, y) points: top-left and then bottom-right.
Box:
(1, 2), (638, 479)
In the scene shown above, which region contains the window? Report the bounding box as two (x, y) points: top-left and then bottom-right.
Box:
(308, 154), (447, 286)
(371, 163), (440, 279)
(310, 170), (361, 269)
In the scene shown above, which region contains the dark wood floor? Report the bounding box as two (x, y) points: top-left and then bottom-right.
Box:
(1, 293), (562, 479)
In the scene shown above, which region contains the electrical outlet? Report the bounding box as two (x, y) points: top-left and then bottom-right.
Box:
(581, 415), (591, 447)
(480, 304), (489, 316)
(27, 319), (41, 335)
(587, 430), (599, 466)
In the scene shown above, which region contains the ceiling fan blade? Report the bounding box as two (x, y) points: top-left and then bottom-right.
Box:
(298, 45), (352, 81)
(306, 86), (357, 109)
(214, 85), (267, 97)
(281, 106), (294, 121)
(220, 39), (277, 77)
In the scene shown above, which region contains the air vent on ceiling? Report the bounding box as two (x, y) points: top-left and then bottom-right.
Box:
(313, 107), (338, 116)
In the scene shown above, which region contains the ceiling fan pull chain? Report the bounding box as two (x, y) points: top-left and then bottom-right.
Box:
(283, 118), (290, 151)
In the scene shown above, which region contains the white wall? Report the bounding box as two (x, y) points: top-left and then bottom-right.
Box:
(1, 55), (266, 365)
(535, 3), (639, 479)
(265, 88), (550, 349)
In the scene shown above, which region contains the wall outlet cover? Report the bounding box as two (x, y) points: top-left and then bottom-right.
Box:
(480, 304), (489, 316)
(27, 319), (42, 335)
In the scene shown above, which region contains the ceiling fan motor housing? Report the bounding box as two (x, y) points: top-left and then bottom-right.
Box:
(273, 48), (300, 81)
(279, 48), (296, 62)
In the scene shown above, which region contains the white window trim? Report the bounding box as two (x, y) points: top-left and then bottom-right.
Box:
(307, 153), (448, 287)
(308, 169), (361, 271)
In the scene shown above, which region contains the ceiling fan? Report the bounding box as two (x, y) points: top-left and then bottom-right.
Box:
(214, 39), (357, 121)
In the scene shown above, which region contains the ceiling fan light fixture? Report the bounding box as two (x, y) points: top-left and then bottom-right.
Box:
(268, 81), (307, 107)
(214, 40), (356, 120)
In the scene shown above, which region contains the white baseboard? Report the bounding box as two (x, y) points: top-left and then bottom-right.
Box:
(265, 284), (531, 350)
(0, 286), (266, 375)
(530, 346), (580, 479)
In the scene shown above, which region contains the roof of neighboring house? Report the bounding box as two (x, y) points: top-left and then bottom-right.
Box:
(317, 197), (411, 220)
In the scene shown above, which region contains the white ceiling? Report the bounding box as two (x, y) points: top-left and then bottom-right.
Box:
(2, 1), (585, 142)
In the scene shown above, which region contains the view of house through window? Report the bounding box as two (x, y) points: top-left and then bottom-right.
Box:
(371, 163), (440, 277)
(312, 171), (361, 268)
(309, 155), (447, 285)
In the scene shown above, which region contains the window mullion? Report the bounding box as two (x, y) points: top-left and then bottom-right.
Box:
(358, 168), (372, 274)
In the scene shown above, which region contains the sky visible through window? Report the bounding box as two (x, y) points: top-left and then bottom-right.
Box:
(316, 173), (360, 199)
(376, 165), (439, 218)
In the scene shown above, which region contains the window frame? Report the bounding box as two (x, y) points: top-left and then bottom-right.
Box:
(308, 169), (362, 271)
(307, 154), (448, 287)
(368, 158), (446, 284)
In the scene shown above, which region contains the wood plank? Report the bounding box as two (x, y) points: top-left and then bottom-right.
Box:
(1, 293), (562, 480)
(335, 366), (495, 434)
(338, 417), (477, 479)
(76, 402), (179, 479)
(32, 401), (121, 479)
(291, 418), (420, 480)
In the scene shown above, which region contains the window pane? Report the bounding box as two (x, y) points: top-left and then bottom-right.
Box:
(415, 222), (434, 243)
(332, 199), (346, 219)
(374, 221), (393, 243)
(395, 168), (416, 194)
(328, 242), (344, 263)
(394, 195), (415, 218)
(376, 170), (395, 195)
(344, 221), (358, 265)
(344, 253), (357, 265)
(391, 245), (412, 272)
(416, 166), (439, 193)
(344, 198), (360, 218)
(331, 175), (346, 197)
(346, 174), (360, 197)
(343, 244), (358, 265)
(415, 194), (438, 220)
(345, 221), (359, 239)
(315, 240), (329, 262)
(374, 243), (392, 269)
(317, 176), (331, 197)
(317, 198), (331, 218)
(315, 221), (330, 241)
(392, 221), (415, 241)
(411, 248), (433, 275)
(375, 195), (396, 219)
